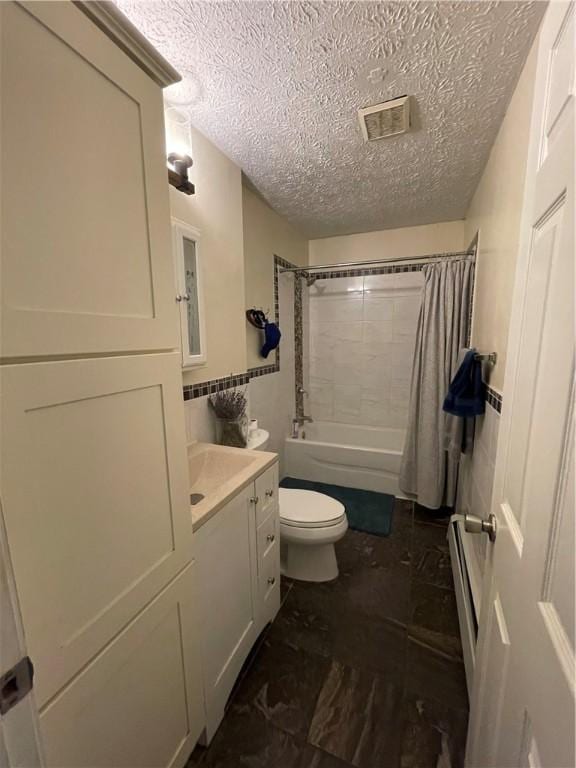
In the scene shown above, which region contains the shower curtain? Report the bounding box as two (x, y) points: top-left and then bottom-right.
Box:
(399, 258), (474, 509)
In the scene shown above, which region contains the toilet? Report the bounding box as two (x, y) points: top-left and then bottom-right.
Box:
(279, 488), (348, 582)
(247, 428), (347, 582)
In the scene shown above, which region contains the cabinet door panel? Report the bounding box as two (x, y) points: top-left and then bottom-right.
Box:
(0, 353), (193, 704)
(195, 486), (257, 738)
(40, 564), (204, 768)
(0, 2), (178, 357)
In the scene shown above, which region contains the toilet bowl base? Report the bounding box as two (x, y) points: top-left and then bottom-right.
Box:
(281, 540), (339, 582)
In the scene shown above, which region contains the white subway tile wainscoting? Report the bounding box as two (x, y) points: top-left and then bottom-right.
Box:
(309, 272), (423, 429)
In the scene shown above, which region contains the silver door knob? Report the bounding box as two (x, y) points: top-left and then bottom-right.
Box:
(175, 294), (183, 302)
(464, 513), (497, 542)
(250, 496), (259, 505)
(267, 576), (276, 586)
(266, 534), (275, 543)
(182, 294), (191, 301)
(265, 489), (274, 498)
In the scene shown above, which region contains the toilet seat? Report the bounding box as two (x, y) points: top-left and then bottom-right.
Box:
(279, 488), (346, 529)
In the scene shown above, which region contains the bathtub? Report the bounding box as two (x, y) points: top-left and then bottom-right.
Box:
(284, 421), (405, 496)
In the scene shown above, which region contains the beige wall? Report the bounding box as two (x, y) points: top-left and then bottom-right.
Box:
(309, 220), (465, 266)
(166, 23), (537, 392)
(166, 115), (247, 384)
(465, 37), (539, 392)
(243, 187), (308, 368)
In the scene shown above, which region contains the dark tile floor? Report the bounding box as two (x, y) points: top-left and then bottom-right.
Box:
(187, 498), (469, 768)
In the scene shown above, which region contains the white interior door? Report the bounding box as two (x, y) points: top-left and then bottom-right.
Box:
(467, 4), (575, 767)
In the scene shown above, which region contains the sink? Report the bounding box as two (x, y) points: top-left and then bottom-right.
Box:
(187, 446), (259, 499)
(185, 442), (276, 531)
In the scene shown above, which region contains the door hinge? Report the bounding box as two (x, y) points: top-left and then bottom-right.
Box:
(0, 656), (34, 715)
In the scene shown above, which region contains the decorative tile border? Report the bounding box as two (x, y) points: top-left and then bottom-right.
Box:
(247, 364), (277, 378)
(248, 253), (299, 377)
(249, 254), (299, 378)
(486, 385), (502, 413)
(466, 238), (478, 348)
(183, 371), (251, 401)
(293, 275), (304, 416)
(300, 253), (475, 283)
(307, 263), (427, 280)
(182, 364), (281, 401)
(465, 237), (502, 413)
(183, 254), (298, 401)
(271, 255), (306, 417)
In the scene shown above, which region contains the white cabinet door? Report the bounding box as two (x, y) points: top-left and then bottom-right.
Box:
(40, 563), (204, 768)
(0, 1), (178, 358)
(195, 485), (257, 740)
(172, 220), (207, 368)
(0, 353), (194, 706)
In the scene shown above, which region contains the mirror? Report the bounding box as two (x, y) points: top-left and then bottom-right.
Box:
(172, 219), (207, 367)
(183, 236), (201, 356)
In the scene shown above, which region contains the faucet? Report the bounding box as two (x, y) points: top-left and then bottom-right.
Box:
(292, 414), (313, 438)
(295, 387), (313, 425)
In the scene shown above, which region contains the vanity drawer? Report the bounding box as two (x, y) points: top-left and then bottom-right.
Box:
(259, 544), (280, 612)
(257, 513), (278, 563)
(255, 463), (278, 527)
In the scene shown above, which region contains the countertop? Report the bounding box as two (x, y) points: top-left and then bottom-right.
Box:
(187, 441), (278, 531)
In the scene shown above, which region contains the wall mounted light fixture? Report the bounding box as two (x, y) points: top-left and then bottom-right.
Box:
(167, 152), (195, 195)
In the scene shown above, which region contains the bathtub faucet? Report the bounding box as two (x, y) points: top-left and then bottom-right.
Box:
(297, 414), (314, 424)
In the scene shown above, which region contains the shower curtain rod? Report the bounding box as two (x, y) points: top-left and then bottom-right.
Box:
(278, 250), (475, 273)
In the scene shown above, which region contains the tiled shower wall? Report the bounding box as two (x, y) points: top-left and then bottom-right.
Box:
(308, 271), (423, 429)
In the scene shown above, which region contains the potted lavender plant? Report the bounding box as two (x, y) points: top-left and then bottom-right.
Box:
(208, 388), (248, 448)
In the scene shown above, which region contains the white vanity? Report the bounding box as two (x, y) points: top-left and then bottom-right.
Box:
(187, 443), (280, 741)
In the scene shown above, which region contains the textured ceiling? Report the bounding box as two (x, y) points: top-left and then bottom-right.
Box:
(116, 1), (544, 238)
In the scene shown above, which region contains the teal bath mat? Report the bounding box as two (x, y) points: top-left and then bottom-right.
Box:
(280, 477), (394, 537)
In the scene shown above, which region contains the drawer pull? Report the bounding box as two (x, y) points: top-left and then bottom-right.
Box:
(267, 576), (276, 586)
(266, 534), (275, 543)
(250, 496), (259, 505)
(265, 489), (274, 498)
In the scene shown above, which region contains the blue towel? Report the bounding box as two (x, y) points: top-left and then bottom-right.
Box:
(261, 321), (281, 358)
(443, 348), (485, 418)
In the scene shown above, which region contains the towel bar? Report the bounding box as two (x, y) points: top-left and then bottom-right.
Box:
(474, 352), (497, 365)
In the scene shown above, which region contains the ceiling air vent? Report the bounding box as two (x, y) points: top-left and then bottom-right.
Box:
(358, 95), (411, 142)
